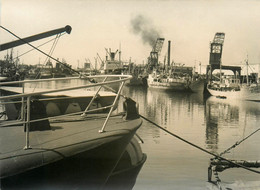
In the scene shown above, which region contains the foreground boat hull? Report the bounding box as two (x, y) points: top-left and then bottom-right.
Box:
(0, 115), (143, 189)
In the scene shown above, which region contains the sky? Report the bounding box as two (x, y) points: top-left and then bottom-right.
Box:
(1, 0), (260, 71)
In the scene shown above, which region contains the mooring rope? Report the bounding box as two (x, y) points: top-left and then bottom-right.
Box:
(220, 127), (260, 156)
(139, 114), (260, 175)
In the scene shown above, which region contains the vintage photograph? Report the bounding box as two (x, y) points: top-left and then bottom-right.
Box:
(1, 0), (260, 189)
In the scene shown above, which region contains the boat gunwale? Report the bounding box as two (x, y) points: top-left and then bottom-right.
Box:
(0, 74), (132, 100)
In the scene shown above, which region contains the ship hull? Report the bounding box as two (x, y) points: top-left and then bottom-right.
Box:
(148, 82), (188, 91)
(189, 78), (206, 93)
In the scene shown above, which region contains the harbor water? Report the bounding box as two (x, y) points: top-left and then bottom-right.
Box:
(1, 80), (259, 189)
(121, 86), (260, 190)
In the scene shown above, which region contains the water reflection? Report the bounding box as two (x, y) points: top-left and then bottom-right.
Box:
(205, 96), (260, 123)
(205, 96), (260, 153)
(122, 87), (207, 146)
(123, 86), (260, 157)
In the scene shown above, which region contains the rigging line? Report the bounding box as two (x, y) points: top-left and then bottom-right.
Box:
(33, 35), (60, 81)
(0, 25), (80, 75)
(42, 34), (61, 66)
(32, 34), (61, 91)
(139, 114), (260, 175)
(220, 127), (260, 156)
(13, 33), (66, 60)
(48, 33), (61, 58)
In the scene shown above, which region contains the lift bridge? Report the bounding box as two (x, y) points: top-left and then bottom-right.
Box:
(206, 32), (241, 80)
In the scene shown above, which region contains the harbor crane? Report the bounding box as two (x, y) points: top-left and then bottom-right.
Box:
(148, 38), (165, 70)
(97, 53), (105, 69)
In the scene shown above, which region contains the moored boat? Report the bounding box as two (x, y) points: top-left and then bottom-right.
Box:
(207, 72), (260, 102)
(0, 75), (146, 189)
(147, 68), (205, 92)
(147, 70), (190, 91)
(189, 77), (206, 93)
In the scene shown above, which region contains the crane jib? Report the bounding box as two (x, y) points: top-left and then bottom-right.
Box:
(0, 25), (72, 51)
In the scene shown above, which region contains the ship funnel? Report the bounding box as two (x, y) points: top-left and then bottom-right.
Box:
(167, 41), (171, 67)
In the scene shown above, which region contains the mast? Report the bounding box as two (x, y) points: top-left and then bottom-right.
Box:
(246, 55), (249, 85)
(119, 43), (121, 63)
(167, 40), (171, 72)
(219, 58), (222, 83)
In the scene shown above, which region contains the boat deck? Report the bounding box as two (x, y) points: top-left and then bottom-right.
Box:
(0, 113), (142, 179)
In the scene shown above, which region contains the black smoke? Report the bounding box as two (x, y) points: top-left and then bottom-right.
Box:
(130, 15), (161, 48)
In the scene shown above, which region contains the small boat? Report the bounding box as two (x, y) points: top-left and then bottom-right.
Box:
(0, 75), (146, 189)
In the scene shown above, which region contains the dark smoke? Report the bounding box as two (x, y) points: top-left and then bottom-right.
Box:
(130, 15), (161, 47)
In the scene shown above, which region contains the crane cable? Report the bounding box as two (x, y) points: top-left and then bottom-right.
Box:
(139, 114), (260, 175)
(34, 33), (61, 80)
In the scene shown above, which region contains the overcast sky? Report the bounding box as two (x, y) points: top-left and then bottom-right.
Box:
(1, 0), (260, 69)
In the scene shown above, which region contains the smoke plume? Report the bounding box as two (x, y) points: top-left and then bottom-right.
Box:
(130, 15), (161, 47)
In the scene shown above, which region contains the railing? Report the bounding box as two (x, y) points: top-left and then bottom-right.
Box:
(0, 75), (132, 149)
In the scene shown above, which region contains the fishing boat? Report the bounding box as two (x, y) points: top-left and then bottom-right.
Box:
(207, 78), (260, 101)
(207, 61), (260, 102)
(0, 75), (146, 189)
(147, 69), (190, 91)
(206, 32), (260, 101)
(147, 69), (206, 92)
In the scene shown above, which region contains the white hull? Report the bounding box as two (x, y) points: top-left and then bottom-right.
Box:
(148, 81), (188, 91)
(207, 84), (260, 101)
(147, 74), (188, 91)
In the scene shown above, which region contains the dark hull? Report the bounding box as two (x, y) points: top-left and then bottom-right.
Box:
(105, 154), (147, 190)
(1, 129), (137, 190)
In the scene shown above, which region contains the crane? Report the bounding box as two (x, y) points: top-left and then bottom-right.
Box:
(148, 37), (165, 69)
(0, 25), (72, 51)
(97, 53), (105, 69)
(105, 48), (118, 61)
